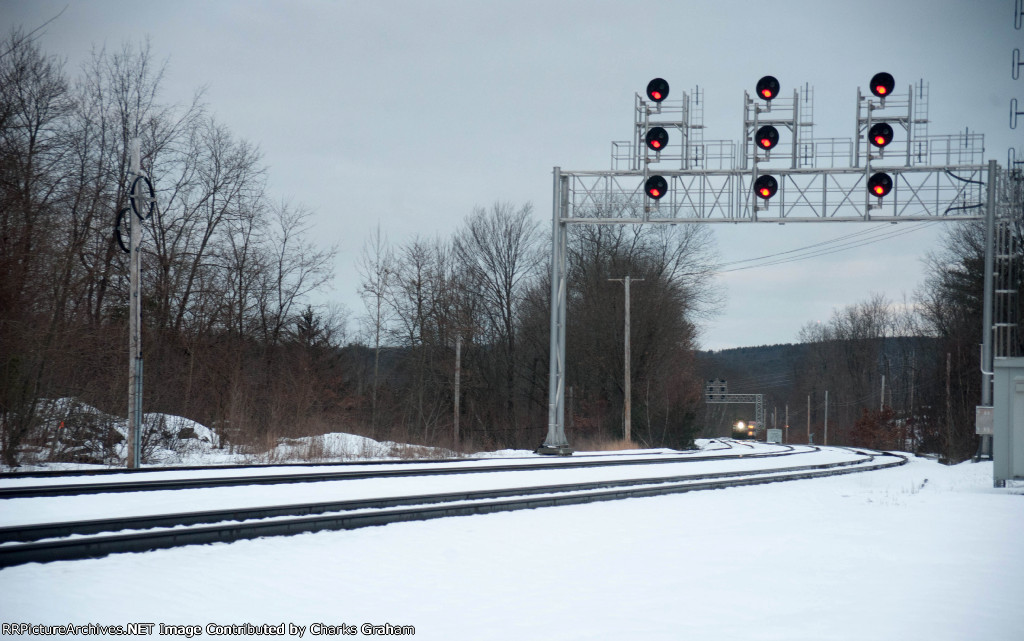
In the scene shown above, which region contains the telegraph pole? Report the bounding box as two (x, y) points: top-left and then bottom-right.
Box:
(608, 275), (643, 443)
(453, 334), (461, 449)
(824, 390), (829, 446)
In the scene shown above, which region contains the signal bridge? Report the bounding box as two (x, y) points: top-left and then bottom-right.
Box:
(540, 73), (1016, 455)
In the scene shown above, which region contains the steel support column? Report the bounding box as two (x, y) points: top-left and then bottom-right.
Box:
(978, 159), (998, 460)
(539, 168), (572, 454)
(982, 159), (997, 405)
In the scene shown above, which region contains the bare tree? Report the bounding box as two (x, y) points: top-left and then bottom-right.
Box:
(0, 30), (71, 465)
(453, 202), (541, 426)
(357, 224), (395, 429)
(256, 201), (336, 345)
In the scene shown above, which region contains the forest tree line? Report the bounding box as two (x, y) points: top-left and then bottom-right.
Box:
(0, 32), (718, 464)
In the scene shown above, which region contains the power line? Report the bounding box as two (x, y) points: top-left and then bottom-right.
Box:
(715, 224), (902, 267)
(713, 221), (941, 274)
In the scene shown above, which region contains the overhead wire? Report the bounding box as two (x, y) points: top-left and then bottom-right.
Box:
(711, 221), (941, 274)
(714, 224), (901, 268)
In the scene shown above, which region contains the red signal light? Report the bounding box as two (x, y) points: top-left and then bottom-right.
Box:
(867, 172), (893, 198)
(870, 72), (895, 99)
(868, 122), (893, 149)
(645, 127), (669, 152)
(753, 175), (778, 200)
(755, 76), (780, 102)
(755, 125), (779, 151)
(645, 175), (668, 200)
(646, 78), (669, 104)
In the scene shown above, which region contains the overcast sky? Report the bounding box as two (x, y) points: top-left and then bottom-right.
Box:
(4, 0), (1021, 350)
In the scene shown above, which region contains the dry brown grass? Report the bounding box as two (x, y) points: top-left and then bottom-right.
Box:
(571, 436), (644, 452)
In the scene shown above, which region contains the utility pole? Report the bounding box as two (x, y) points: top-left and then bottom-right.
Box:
(127, 139), (143, 469)
(880, 374), (886, 412)
(909, 351), (916, 451)
(824, 390), (829, 446)
(453, 334), (461, 450)
(946, 352), (953, 460)
(807, 394), (811, 444)
(608, 275), (643, 443)
(785, 404), (789, 443)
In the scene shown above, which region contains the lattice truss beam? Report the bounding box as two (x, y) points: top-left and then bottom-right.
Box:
(560, 166), (990, 224)
(705, 394), (765, 434)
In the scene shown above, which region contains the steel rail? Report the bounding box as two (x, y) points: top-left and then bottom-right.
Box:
(0, 446), (730, 480)
(0, 443), (805, 499)
(0, 450), (905, 568)
(0, 450), (866, 544)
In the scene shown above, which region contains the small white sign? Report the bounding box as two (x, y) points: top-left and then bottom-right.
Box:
(976, 406), (993, 436)
(767, 428), (783, 444)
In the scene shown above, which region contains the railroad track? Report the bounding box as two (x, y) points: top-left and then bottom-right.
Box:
(0, 446), (731, 480)
(0, 447), (905, 568)
(0, 441), (796, 499)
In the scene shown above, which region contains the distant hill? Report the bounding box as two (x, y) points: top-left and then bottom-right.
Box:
(694, 337), (940, 439)
(696, 343), (807, 396)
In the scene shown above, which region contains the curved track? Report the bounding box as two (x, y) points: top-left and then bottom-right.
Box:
(0, 441), (796, 499)
(0, 444), (905, 568)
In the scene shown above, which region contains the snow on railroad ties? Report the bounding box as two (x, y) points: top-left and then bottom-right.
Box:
(0, 444), (856, 528)
(2, 449), (1022, 640)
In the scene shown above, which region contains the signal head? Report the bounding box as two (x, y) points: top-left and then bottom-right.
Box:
(645, 175), (668, 200)
(753, 174), (778, 200)
(870, 72), (895, 98)
(755, 125), (780, 151)
(868, 122), (894, 148)
(868, 172), (893, 198)
(645, 127), (669, 152)
(646, 78), (669, 103)
(755, 76), (780, 101)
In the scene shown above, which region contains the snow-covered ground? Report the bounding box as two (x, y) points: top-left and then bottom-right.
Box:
(2, 449), (1021, 640)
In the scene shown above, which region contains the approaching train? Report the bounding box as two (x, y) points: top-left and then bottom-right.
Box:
(732, 421), (761, 440)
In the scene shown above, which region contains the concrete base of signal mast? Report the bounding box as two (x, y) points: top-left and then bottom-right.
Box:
(536, 444), (574, 456)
